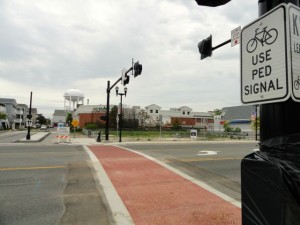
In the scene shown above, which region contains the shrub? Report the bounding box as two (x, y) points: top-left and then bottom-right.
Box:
(84, 123), (98, 130)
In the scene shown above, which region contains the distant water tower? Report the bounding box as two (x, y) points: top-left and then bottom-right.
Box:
(64, 88), (85, 111)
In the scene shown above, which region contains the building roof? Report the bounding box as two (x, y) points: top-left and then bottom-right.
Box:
(73, 105), (117, 115)
(17, 104), (28, 108)
(178, 106), (192, 111)
(53, 110), (66, 116)
(222, 105), (255, 121)
(145, 104), (161, 110)
(0, 98), (17, 105)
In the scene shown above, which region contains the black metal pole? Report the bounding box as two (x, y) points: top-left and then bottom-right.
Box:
(105, 77), (123, 141)
(212, 39), (231, 51)
(26, 92), (32, 140)
(256, 105), (258, 141)
(259, 0), (300, 143)
(105, 81), (110, 141)
(104, 65), (133, 141)
(241, 1), (300, 225)
(119, 94), (123, 143)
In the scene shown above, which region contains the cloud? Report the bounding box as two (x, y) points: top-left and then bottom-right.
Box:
(0, 0), (258, 117)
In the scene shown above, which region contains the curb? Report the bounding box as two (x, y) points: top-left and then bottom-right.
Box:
(17, 132), (50, 143)
(83, 146), (135, 225)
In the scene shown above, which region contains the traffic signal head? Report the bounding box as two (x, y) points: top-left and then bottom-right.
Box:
(133, 62), (142, 77)
(195, 0), (231, 7)
(198, 35), (212, 60)
(123, 74), (130, 85)
(27, 114), (32, 119)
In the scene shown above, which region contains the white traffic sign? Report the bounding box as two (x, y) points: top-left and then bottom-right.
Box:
(26, 119), (32, 127)
(57, 127), (70, 135)
(289, 5), (300, 102)
(241, 4), (289, 104)
(231, 26), (241, 47)
(121, 68), (127, 85)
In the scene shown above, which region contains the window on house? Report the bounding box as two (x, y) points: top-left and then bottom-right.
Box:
(183, 111), (185, 115)
(156, 110), (158, 113)
(187, 112), (190, 115)
(150, 110), (153, 113)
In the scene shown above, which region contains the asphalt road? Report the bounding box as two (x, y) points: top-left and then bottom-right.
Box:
(0, 131), (27, 143)
(0, 130), (259, 224)
(120, 141), (259, 201)
(0, 144), (112, 225)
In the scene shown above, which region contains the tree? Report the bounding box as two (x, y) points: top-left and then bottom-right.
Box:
(137, 110), (150, 128)
(66, 113), (73, 126)
(214, 109), (222, 115)
(36, 114), (47, 125)
(109, 106), (118, 128)
(251, 117), (260, 132)
(0, 112), (6, 120)
(223, 121), (233, 132)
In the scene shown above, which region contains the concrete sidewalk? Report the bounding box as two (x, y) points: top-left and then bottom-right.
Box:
(18, 132), (50, 142)
(87, 145), (242, 225)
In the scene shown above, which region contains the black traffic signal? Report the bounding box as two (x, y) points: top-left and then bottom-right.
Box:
(198, 35), (212, 60)
(133, 62), (142, 77)
(123, 74), (130, 85)
(195, 0), (231, 7)
(27, 114), (32, 119)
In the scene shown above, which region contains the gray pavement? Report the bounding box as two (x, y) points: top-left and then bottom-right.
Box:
(11, 132), (254, 224)
(18, 132), (51, 142)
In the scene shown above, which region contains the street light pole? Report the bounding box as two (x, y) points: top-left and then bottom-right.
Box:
(105, 81), (110, 141)
(116, 86), (127, 143)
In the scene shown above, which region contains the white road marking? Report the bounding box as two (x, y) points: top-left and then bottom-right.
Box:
(197, 150), (219, 156)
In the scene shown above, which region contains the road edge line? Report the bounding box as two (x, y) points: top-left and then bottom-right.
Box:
(83, 145), (135, 225)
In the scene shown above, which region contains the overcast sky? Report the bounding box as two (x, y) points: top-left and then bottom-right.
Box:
(0, 0), (258, 118)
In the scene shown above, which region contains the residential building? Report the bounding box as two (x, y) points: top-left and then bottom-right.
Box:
(144, 104), (214, 129)
(0, 103), (9, 129)
(31, 108), (38, 124)
(0, 98), (18, 129)
(52, 110), (67, 126)
(73, 103), (214, 130)
(16, 104), (29, 129)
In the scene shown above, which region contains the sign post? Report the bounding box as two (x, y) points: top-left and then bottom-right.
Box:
(71, 119), (79, 139)
(241, 2), (300, 225)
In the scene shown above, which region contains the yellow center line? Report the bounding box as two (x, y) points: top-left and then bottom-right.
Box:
(0, 165), (67, 171)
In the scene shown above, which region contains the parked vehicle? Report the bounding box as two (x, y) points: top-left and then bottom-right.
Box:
(40, 125), (47, 130)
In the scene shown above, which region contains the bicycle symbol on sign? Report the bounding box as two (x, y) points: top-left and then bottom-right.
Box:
(246, 26), (278, 53)
(294, 76), (300, 90)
